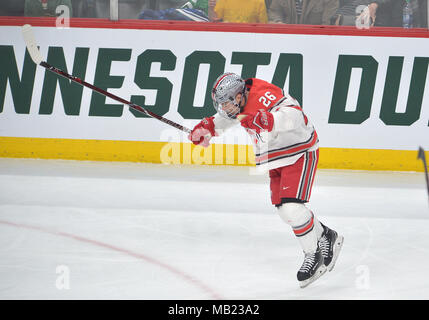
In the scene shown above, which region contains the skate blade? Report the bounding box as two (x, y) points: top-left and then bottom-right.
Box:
(299, 265), (327, 289)
(328, 235), (344, 272)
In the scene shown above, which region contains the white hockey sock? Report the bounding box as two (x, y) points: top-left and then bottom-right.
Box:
(277, 203), (321, 254)
(296, 225), (318, 254)
(313, 215), (324, 240)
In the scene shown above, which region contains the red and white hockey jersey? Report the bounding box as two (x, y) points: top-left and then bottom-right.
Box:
(213, 78), (319, 170)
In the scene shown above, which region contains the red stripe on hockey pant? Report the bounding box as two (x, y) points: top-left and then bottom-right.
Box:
(304, 151), (319, 201)
(298, 152), (314, 201)
(301, 151), (315, 201)
(296, 153), (308, 200)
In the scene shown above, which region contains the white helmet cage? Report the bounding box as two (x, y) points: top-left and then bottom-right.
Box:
(211, 73), (246, 119)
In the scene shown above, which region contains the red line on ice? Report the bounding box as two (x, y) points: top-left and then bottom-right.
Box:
(0, 219), (223, 300)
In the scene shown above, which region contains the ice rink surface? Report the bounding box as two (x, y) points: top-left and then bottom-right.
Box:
(0, 158), (428, 300)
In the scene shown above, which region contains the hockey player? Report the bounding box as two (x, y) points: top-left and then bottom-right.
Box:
(188, 73), (344, 288)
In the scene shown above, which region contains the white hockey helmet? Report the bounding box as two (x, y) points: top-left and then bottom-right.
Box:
(211, 72), (246, 119)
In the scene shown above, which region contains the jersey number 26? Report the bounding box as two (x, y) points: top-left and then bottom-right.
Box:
(259, 91), (277, 107)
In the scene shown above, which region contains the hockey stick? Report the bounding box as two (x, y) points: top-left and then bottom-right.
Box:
(21, 24), (191, 134)
(417, 146), (429, 204)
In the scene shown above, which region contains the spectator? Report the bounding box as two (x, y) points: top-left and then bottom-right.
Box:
(211, 0), (268, 23)
(138, 0), (210, 21)
(115, 0), (148, 19)
(357, 0), (425, 28)
(356, 1), (397, 27)
(155, 0), (188, 10)
(208, 0), (216, 20)
(268, 0), (339, 25)
(24, 0), (73, 17)
(181, 0), (209, 16)
(72, 0), (96, 18)
(415, 0), (428, 28)
(73, 0), (147, 19)
(0, 0), (25, 16)
(181, 0), (220, 21)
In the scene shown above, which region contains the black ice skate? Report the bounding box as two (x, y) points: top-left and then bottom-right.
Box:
(297, 248), (327, 288)
(318, 224), (344, 272)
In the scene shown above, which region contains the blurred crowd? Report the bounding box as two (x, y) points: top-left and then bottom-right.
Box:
(0, 0), (427, 28)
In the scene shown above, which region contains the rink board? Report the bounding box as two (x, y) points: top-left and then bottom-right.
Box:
(1, 137), (427, 172)
(0, 18), (428, 171)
